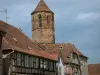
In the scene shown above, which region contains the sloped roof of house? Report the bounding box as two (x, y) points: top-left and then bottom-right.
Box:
(31, 0), (53, 14)
(0, 20), (58, 61)
(0, 20), (87, 62)
(0, 20), (46, 50)
(43, 43), (87, 64)
(88, 64), (100, 75)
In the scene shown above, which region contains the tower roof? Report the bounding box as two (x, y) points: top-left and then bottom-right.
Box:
(31, 0), (53, 14)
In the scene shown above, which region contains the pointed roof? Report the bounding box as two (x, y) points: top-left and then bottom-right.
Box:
(31, 0), (53, 14)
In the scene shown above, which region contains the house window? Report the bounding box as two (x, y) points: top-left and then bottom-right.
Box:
(22, 68), (25, 73)
(29, 56), (33, 68)
(40, 59), (44, 69)
(36, 58), (39, 68)
(49, 62), (53, 71)
(15, 60), (17, 65)
(21, 54), (24, 67)
(38, 14), (42, 27)
(33, 57), (36, 68)
(12, 59), (15, 66)
(12, 66), (15, 71)
(17, 53), (21, 66)
(54, 62), (56, 71)
(44, 60), (48, 70)
(12, 53), (15, 59)
(40, 59), (48, 70)
(73, 54), (77, 59)
(25, 55), (29, 67)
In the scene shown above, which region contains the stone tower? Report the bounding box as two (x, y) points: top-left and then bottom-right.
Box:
(31, 0), (55, 44)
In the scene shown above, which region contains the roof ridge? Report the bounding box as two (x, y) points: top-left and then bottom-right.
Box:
(0, 20), (16, 29)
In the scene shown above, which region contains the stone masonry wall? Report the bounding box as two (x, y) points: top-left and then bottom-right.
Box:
(32, 12), (55, 44)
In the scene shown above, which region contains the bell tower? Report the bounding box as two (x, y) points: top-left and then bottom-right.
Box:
(31, 0), (55, 44)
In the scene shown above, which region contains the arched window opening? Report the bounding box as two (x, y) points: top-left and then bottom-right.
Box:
(47, 16), (49, 24)
(38, 15), (42, 27)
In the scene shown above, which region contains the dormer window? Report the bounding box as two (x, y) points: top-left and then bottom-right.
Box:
(13, 37), (17, 42)
(73, 54), (77, 58)
(67, 56), (70, 58)
(38, 14), (42, 27)
(28, 46), (32, 50)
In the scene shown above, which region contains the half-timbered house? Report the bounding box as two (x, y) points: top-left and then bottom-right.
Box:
(0, 20), (58, 75)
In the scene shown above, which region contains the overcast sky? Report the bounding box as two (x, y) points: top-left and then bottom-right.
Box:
(0, 0), (100, 64)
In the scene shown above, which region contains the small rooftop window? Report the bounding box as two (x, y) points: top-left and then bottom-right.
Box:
(28, 46), (32, 50)
(13, 38), (17, 42)
(67, 56), (70, 58)
(60, 46), (63, 50)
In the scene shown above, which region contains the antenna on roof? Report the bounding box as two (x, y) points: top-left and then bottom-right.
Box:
(0, 8), (8, 23)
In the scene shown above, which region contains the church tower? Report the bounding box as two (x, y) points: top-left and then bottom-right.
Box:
(31, 0), (55, 44)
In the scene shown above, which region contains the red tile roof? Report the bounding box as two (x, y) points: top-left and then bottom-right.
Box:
(0, 20), (46, 50)
(43, 43), (87, 64)
(88, 64), (100, 75)
(0, 20), (58, 61)
(31, 0), (53, 14)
